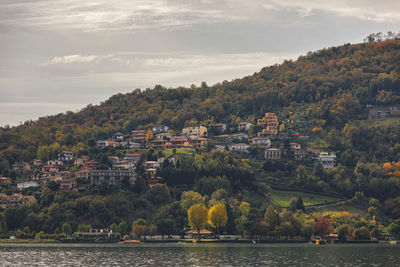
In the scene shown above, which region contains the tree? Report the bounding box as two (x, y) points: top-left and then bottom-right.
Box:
(296, 197), (305, 212)
(145, 184), (170, 206)
(337, 225), (349, 241)
(146, 128), (154, 141)
(156, 218), (175, 239)
(264, 206), (280, 237)
(119, 221), (128, 235)
(238, 201), (250, 219)
(388, 222), (400, 239)
(132, 224), (146, 240)
(315, 217), (332, 238)
(188, 204), (208, 240)
(289, 198), (297, 212)
(180, 191), (205, 211)
(77, 224), (91, 233)
(62, 222), (72, 237)
(110, 223), (119, 233)
(0, 213), (6, 233)
(208, 204), (228, 236)
(354, 226), (370, 240)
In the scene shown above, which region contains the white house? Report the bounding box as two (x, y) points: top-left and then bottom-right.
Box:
(265, 148), (282, 159)
(153, 125), (169, 133)
(143, 161), (161, 169)
(237, 122), (253, 131)
(250, 137), (271, 147)
(318, 152), (336, 168)
(17, 181), (39, 190)
(57, 151), (73, 162)
(229, 143), (250, 152)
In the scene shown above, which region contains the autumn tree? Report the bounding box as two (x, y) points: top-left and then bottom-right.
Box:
(264, 206), (280, 238)
(188, 204), (208, 240)
(315, 217), (332, 238)
(208, 204), (228, 236)
(146, 128), (154, 142)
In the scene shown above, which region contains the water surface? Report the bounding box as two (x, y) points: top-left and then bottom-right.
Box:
(0, 243), (399, 266)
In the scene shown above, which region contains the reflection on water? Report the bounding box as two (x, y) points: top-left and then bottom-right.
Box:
(0, 243), (399, 266)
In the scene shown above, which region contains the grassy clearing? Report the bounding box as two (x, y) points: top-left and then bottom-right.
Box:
(268, 189), (343, 207)
(308, 138), (328, 149)
(163, 148), (197, 158)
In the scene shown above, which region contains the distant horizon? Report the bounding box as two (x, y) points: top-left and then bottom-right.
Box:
(1, 0), (399, 126)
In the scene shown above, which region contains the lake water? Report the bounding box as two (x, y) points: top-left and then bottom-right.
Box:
(0, 243), (399, 266)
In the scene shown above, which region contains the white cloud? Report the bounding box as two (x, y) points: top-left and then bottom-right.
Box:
(262, 0), (400, 22)
(0, 0), (399, 34)
(49, 54), (100, 64)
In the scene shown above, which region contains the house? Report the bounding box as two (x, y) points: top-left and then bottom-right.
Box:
(111, 132), (124, 142)
(0, 177), (12, 185)
(75, 169), (89, 180)
(260, 126), (278, 136)
(131, 130), (146, 143)
(57, 151), (73, 162)
(31, 159), (43, 166)
(229, 143), (250, 152)
(190, 137), (207, 148)
(294, 149), (310, 160)
(108, 156), (119, 164)
(89, 169), (136, 186)
(208, 123), (227, 134)
(182, 126), (208, 138)
(123, 154), (141, 164)
(265, 148), (282, 159)
(150, 139), (169, 149)
(318, 152), (336, 168)
(369, 108), (400, 119)
(231, 133), (248, 142)
(257, 113), (279, 136)
(83, 161), (99, 170)
(143, 161), (161, 169)
(290, 143), (301, 150)
(237, 122), (253, 131)
(17, 181), (39, 190)
(258, 112), (279, 127)
(153, 125), (169, 133)
(47, 160), (63, 166)
(42, 165), (61, 173)
(60, 179), (77, 192)
(96, 140), (109, 149)
(113, 161), (135, 170)
(74, 156), (89, 167)
(0, 193), (37, 209)
(156, 132), (173, 140)
(216, 134), (233, 144)
(185, 229), (213, 239)
(250, 137), (271, 147)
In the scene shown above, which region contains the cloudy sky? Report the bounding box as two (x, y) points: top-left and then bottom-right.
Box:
(0, 0), (399, 126)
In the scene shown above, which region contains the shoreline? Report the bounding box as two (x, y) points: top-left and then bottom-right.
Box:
(0, 239), (383, 245)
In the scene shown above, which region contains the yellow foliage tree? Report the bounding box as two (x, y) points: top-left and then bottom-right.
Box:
(208, 204), (228, 236)
(188, 204), (208, 239)
(145, 128), (154, 141)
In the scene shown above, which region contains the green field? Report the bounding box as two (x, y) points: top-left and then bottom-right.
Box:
(163, 148), (197, 158)
(269, 189), (343, 207)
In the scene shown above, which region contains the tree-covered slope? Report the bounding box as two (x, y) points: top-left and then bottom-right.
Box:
(1, 39), (400, 166)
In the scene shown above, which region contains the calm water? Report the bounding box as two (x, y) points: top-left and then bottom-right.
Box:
(0, 243), (399, 266)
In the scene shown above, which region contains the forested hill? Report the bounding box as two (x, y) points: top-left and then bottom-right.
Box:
(1, 38), (400, 164)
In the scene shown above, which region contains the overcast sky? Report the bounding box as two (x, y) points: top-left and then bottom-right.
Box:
(0, 0), (399, 126)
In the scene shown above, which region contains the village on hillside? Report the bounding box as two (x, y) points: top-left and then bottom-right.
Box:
(1, 111), (342, 207)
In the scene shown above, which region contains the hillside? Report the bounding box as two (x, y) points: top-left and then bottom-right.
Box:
(1, 38), (400, 239)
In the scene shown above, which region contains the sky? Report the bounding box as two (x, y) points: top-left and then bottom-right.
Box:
(0, 0), (399, 126)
